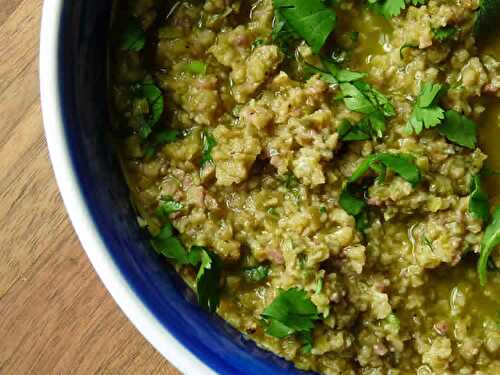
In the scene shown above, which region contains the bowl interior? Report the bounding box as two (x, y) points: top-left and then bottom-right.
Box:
(56, 1), (316, 374)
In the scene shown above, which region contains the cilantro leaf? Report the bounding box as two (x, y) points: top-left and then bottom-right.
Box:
(272, 0), (337, 53)
(261, 288), (319, 342)
(350, 153), (421, 186)
(433, 26), (458, 41)
(191, 246), (222, 313)
(156, 197), (184, 218)
(469, 174), (490, 222)
(201, 130), (217, 168)
(340, 184), (366, 216)
(143, 129), (181, 159)
(131, 79), (165, 139)
(151, 223), (190, 264)
(478, 205), (500, 286)
(437, 110), (477, 149)
(151, 225), (223, 311)
(120, 18), (146, 51)
(338, 119), (372, 141)
(405, 82), (445, 134)
(182, 60), (207, 75)
(243, 264), (270, 282)
(476, 0), (500, 35)
(399, 43), (418, 60)
(381, 0), (406, 18)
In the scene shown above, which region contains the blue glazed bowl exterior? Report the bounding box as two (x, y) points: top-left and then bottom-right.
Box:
(44, 1), (317, 374)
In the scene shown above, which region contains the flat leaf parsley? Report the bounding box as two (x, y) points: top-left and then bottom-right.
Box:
(405, 82), (445, 135)
(272, 0), (337, 53)
(478, 205), (500, 286)
(261, 288), (320, 349)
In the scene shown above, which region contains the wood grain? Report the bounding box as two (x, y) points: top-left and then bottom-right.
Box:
(0, 2), (181, 374)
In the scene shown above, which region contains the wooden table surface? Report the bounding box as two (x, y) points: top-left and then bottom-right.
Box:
(0, 2), (181, 374)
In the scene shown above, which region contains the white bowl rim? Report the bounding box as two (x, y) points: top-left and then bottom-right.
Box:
(39, 1), (216, 373)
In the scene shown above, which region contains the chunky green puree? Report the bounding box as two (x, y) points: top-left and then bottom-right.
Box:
(111, 0), (500, 373)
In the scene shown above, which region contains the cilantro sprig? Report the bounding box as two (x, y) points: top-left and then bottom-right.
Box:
(130, 78), (165, 139)
(478, 205), (500, 286)
(120, 18), (146, 52)
(476, 0), (500, 35)
(243, 265), (270, 283)
(405, 82), (445, 135)
(261, 288), (319, 350)
(272, 0), (337, 54)
(469, 174), (490, 222)
(369, 0), (427, 18)
(340, 153), (421, 228)
(201, 130), (217, 168)
(152, 223), (222, 312)
(438, 110), (477, 149)
(338, 80), (395, 138)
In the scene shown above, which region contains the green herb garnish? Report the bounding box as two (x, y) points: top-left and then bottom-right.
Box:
(131, 78), (164, 139)
(272, 0), (337, 53)
(143, 129), (181, 158)
(405, 82), (445, 135)
(191, 246), (223, 313)
(156, 197), (184, 218)
(120, 18), (146, 51)
(437, 110), (477, 149)
(433, 26), (458, 41)
(350, 153), (421, 186)
(369, 0), (427, 19)
(399, 42), (418, 59)
(476, 0), (500, 35)
(261, 288), (319, 348)
(151, 224), (222, 311)
(201, 130), (217, 168)
(182, 60), (207, 75)
(243, 265), (270, 282)
(478, 205), (500, 286)
(469, 174), (490, 222)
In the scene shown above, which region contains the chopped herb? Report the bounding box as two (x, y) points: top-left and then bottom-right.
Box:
(191, 246), (223, 313)
(350, 153), (421, 187)
(282, 173), (300, 189)
(251, 39), (266, 49)
(156, 197), (183, 218)
(143, 129), (181, 159)
(337, 80), (395, 138)
(267, 207), (279, 217)
(437, 110), (477, 149)
(475, 0), (500, 35)
(151, 225), (222, 311)
(130, 78), (164, 139)
(349, 31), (360, 43)
(399, 43), (418, 59)
(272, 0), (337, 53)
(423, 236), (435, 254)
(201, 131), (217, 168)
(369, 0), (427, 18)
(243, 264), (270, 282)
(405, 82), (445, 135)
(320, 206), (327, 214)
(469, 174), (490, 222)
(386, 313), (401, 331)
(315, 278), (324, 294)
(261, 288), (320, 348)
(151, 223), (190, 264)
(338, 118), (372, 141)
(182, 60), (207, 75)
(120, 18), (146, 51)
(340, 184), (366, 217)
(478, 205), (500, 286)
(433, 26), (458, 41)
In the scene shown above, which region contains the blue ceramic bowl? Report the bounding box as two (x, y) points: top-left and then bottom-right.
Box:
(40, 1), (315, 374)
